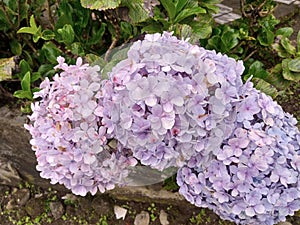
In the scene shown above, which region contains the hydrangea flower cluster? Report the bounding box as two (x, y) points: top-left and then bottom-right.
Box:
(177, 81), (300, 225)
(101, 32), (245, 171)
(25, 32), (300, 225)
(25, 57), (137, 196)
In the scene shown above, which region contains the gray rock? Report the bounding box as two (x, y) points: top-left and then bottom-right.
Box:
(159, 210), (169, 225)
(134, 211), (150, 225)
(50, 201), (65, 220)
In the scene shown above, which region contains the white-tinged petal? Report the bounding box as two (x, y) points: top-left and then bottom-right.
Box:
(161, 117), (175, 129)
(145, 95), (157, 106)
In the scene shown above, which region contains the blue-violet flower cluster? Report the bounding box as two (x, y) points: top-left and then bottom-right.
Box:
(26, 32), (300, 225)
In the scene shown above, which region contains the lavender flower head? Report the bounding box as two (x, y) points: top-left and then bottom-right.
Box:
(177, 80), (300, 224)
(25, 57), (136, 196)
(101, 32), (244, 171)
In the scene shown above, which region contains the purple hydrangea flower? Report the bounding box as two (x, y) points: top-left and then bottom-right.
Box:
(25, 57), (137, 196)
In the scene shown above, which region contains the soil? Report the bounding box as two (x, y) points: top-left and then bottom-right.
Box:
(0, 182), (236, 225)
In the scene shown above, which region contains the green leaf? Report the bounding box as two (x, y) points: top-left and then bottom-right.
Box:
(21, 72), (31, 92)
(85, 54), (107, 69)
(141, 23), (162, 34)
(80, 0), (121, 10)
(57, 24), (75, 45)
(70, 42), (85, 56)
(9, 39), (22, 56)
(248, 61), (269, 79)
(38, 64), (56, 78)
(32, 26), (42, 43)
(207, 35), (220, 50)
(257, 29), (274, 46)
(175, 0), (189, 14)
(276, 27), (293, 37)
(13, 90), (32, 100)
(29, 15), (38, 30)
(122, 0), (150, 23)
(267, 63), (291, 89)
(174, 7), (206, 24)
(17, 27), (37, 35)
(220, 29), (239, 51)
(87, 23), (106, 45)
(42, 30), (55, 41)
(0, 8), (10, 31)
(19, 59), (31, 78)
(280, 37), (296, 56)
(160, 0), (176, 21)
(190, 21), (212, 39)
(41, 42), (62, 64)
(272, 43), (292, 58)
(282, 59), (300, 81)
(288, 58), (300, 72)
(0, 57), (15, 81)
(102, 46), (129, 79)
(252, 78), (278, 98)
(31, 72), (41, 82)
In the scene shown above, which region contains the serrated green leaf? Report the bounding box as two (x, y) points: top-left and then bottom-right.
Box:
(280, 37), (296, 56)
(80, 0), (121, 10)
(288, 58), (300, 73)
(174, 7), (206, 24)
(276, 27), (293, 37)
(122, 0), (150, 23)
(190, 21), (212, 39)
